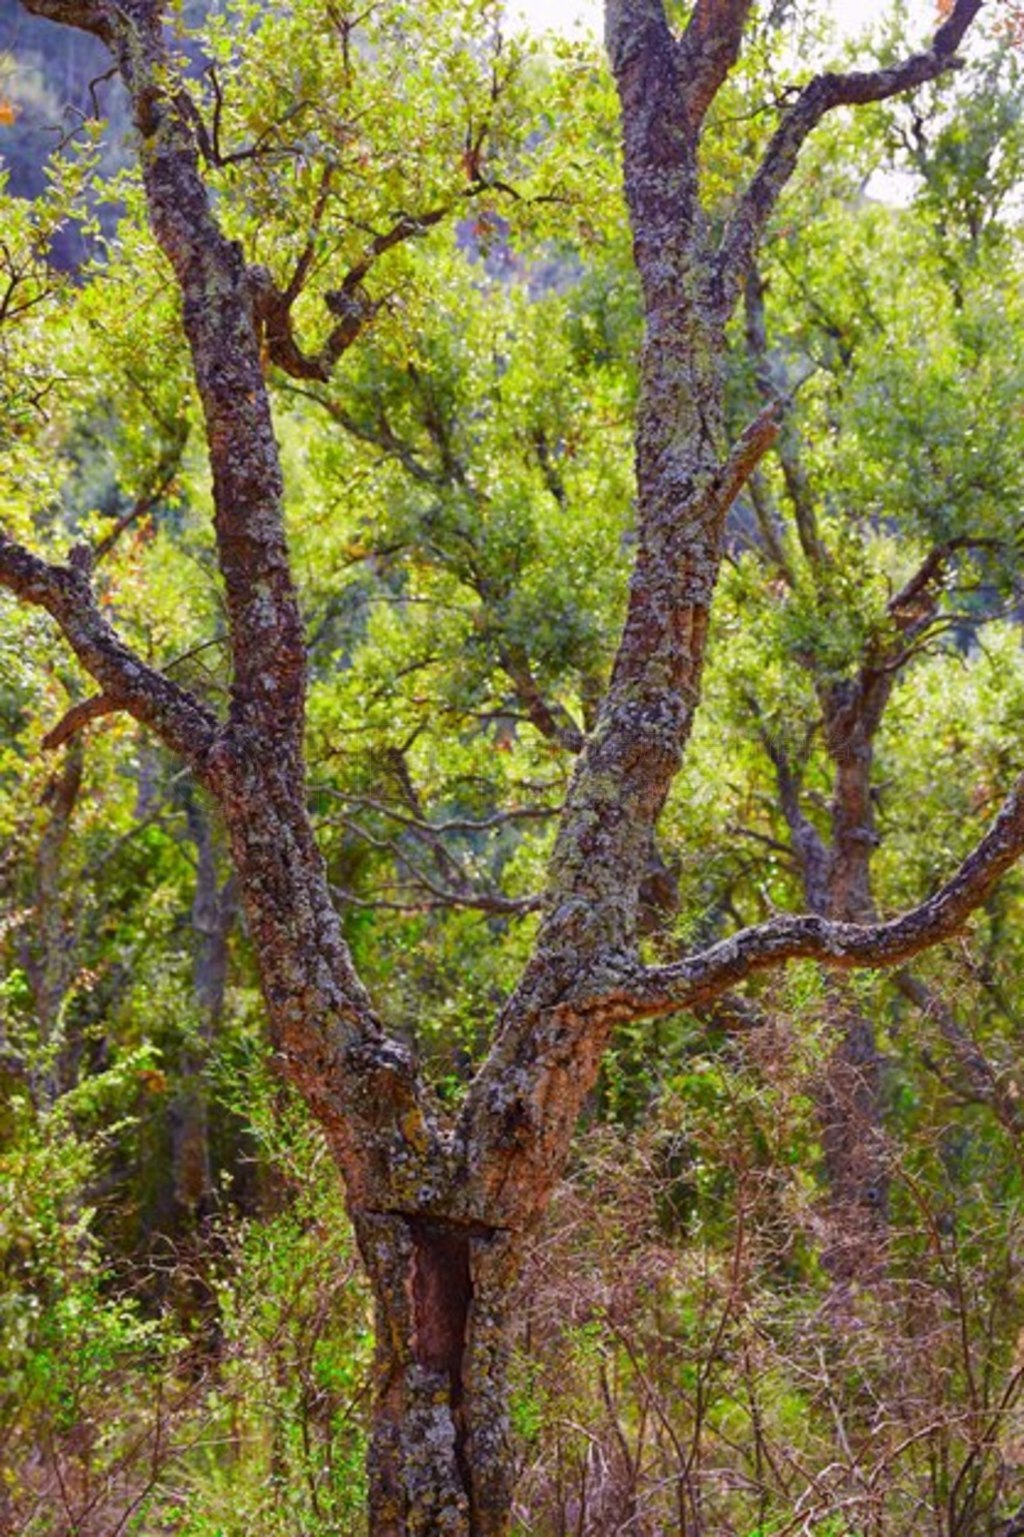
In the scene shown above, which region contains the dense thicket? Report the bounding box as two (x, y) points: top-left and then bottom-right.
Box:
(3, 1), (1024, 1532)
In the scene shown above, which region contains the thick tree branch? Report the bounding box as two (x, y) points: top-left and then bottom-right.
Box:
(622, 763), (1024, 1016)
(20, 730), (84, 1104)
(678, 0), (756, 129)
(0, 532), (218, 768)
(250, 266), (377, 383)
(604, 0), (675, 86)
(51, 0), (310, 743)
(18, 0), (112, 39)
(715, 0), (983, 313)
(497, 643), (585, 754)
(886, 536), (1000, 639)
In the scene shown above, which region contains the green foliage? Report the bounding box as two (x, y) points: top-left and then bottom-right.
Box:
(146, 1061), (373, 1537)
(0, 1059), (178, 1531)
(0, 1024), (372, 1535)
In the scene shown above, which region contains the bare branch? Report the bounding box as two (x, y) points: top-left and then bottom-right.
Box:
(744, 267), (826, 566)
(715, 0), (983, 313)
(746, 468), (793, 580)
(318, 788), (559, 836)
(331, 877), (542, 917)
(283, 164), (336, 303)
(256, 154), (559, 384)
(745, 692), (829, 913)
(893, 969), (1024, 1134)
(0, 532), (218, 768)
(292, 383), (586, 754)
(284, 385), (446, 486)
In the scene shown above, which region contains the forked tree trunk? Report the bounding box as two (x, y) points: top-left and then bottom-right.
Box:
(4, 1), (984, 1530)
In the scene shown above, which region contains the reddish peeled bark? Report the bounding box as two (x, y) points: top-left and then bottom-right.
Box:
(355, 1212), (518, 1535)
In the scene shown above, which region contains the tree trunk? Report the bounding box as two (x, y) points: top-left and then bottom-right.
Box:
(169, 790), (235, 1226)
(817, 681), (892, 1286)
(816, 995), (888, 1286)
(354, 1211), (520, 1537)
(22, 734), (83, 1107)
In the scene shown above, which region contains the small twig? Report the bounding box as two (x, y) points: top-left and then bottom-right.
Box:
(41, 693), (119, 751)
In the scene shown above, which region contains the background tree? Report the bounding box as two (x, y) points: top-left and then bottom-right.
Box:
(712, 38), (1024, 1287)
